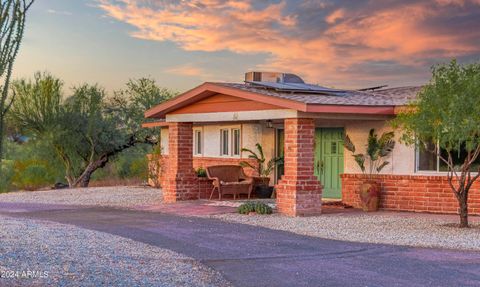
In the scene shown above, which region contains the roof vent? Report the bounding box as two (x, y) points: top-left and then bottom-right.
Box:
(245, 71), (305, 84)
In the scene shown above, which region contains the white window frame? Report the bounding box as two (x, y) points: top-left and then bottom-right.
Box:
(415, 144), (440, 173)
(194, 129), (202, 155)
(232, 128), (241, 156)
(415, 141), (480, 174)
(220, 129), (229, 156)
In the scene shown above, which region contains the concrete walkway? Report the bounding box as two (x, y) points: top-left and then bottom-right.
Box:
(2, 202), (480, 287)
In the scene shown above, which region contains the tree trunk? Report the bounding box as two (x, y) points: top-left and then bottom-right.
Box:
(77, 167), (95, 188)
(458, 194), (469, 228)
(74, 155), (109, 188)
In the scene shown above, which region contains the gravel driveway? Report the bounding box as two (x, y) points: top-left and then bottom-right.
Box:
(209, 212), (480, 251)
(2, 187), (480, 251)
(0, 186), (162, 209)
(0, 215), (230, 287)
(1, 187), (480, 286)
(5, 207), (480, 287)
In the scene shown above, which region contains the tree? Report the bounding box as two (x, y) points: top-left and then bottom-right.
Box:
(9, 73), (175, 187)
(394, 60), (480, 228)
(0, 0), (35, 175)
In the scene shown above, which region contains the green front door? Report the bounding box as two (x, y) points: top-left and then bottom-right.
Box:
(314, 128), (344, 199)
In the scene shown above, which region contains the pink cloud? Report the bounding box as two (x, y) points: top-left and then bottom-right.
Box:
(97, 0), (480, 87)
(165, 64), (207, 77)
(325, 9), (345, 24)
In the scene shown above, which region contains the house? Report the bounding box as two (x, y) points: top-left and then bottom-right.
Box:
(145, 72), (480, 216)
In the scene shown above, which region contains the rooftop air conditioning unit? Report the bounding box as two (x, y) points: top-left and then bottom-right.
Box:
(245, 71), (305, 84)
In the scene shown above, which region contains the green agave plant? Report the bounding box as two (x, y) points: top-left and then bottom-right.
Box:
(344, 129), (395, 178)
(240, 143), (283, 178)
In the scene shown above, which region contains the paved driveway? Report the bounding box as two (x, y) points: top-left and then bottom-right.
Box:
(2, 203), (480, 287)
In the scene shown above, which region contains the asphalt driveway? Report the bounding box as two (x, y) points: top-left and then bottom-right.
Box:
(2, 203), (480, 287)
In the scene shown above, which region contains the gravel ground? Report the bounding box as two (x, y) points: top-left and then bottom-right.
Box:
(0, 215), (230, 287)
(0, 186), (162, 209)
(209, 212), (480, 251)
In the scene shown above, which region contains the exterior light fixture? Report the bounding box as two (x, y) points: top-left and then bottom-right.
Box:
(266, 120), (273, 128)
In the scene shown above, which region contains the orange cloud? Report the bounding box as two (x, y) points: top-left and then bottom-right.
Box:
(97, 0), (480, 87)
(165, 64), (206, 77)
(326, 9), (344, 24)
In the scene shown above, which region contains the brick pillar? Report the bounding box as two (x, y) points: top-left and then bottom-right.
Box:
(275, 118), (322, 216)
(162, 122), (198, 203)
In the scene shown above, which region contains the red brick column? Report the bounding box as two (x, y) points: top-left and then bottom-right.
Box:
(275, 118), (322, 216)
(162, 122), (198, 203)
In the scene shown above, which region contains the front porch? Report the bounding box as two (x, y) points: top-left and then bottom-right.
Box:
(156, 117), (370, 217)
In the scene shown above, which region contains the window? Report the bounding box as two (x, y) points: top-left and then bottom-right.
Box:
(220, 129), (229, 156)
(232, 129), (241, 156)
(194, 130), (202, 155)
(417, 140), (480, 172)
(331, 142), (337, 154)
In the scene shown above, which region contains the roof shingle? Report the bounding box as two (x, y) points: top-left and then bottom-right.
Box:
(213, 82), (421, 106)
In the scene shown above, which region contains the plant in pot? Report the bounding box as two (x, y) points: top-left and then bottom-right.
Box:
(344, 129), (395, 212)
(195, 167), (207, 178)
(240, 143), (283, 198)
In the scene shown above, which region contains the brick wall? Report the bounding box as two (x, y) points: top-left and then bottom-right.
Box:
(162, 122), (199, 202)
(341, 174), (480, 215)
(275, 118), (322, 216)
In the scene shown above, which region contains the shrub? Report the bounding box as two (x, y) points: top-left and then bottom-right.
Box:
(238, 202), (273, 215)
(148, 144), (163, 187)
(129, 157), (149, 181)
(107, 145), (151, 180)
(12, 160), (55, 191)
(238, 202), (256, 214)
(254, 202), (273, 214)
(0, 160), (14, 193)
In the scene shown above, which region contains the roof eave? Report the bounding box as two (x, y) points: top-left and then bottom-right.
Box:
(305, 104), (396, 115)
(144, 82), (308, 119)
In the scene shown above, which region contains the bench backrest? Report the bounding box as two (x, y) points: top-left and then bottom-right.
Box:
(206, 165), (245, 182)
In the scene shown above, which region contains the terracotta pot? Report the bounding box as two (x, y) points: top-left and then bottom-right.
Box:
(359, 181), (380, 212)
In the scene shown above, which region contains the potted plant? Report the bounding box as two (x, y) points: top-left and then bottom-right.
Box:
(344, 129), (395, 211)
(240, 143), (283, 198)
(194, 167), (207, 178)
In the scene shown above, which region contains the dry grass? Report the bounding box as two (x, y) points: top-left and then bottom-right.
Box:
(89, 178), (146, 187)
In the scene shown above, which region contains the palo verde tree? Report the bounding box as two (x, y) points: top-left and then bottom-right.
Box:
(394, 60), (480, 228)
(0, 0), (34, 175)
(9, 73), (175, 187)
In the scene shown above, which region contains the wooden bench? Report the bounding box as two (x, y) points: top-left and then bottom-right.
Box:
(206, 165), (253, 200)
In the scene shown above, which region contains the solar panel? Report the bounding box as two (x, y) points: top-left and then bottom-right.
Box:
(245, 81), (347, 96)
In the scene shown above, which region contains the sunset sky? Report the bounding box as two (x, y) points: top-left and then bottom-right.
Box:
(14, 0), (480, 93)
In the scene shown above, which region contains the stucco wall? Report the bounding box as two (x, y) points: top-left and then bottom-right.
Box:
(343, 120), (415, 175)
(160, 127), (169, 154)
(159, 119), (417, 177)
(161, 123), (267, 156)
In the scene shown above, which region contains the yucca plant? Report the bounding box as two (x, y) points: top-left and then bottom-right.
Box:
(344, 129), (395, 178)
(240, 143), (283, 178)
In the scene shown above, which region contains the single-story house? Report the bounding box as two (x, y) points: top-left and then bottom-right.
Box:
(145, 72), (480, 216)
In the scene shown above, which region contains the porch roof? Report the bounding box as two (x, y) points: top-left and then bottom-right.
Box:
(145, 82), (421, 119)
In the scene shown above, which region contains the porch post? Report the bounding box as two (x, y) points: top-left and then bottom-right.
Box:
(275, 118), (322, 216)
(163, 122), (198, 203)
